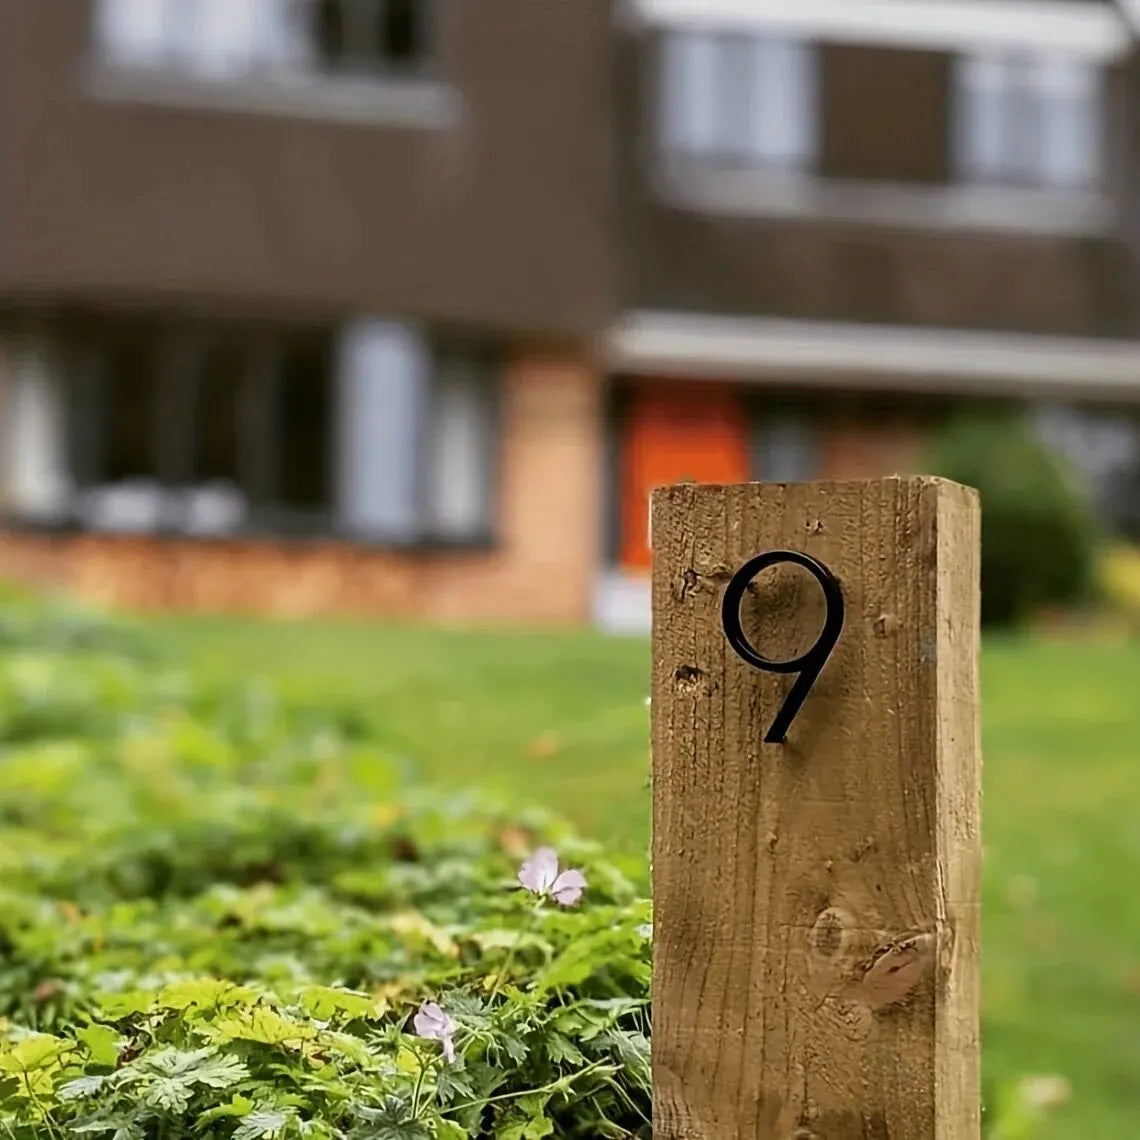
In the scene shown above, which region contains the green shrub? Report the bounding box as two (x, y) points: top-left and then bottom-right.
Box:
(925, 413), (1098, 627)
(0, 603), (650, 1138)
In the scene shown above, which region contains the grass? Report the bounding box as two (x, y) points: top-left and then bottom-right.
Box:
(150, 615), (1140, 1138)
(156, 618), (654, 850)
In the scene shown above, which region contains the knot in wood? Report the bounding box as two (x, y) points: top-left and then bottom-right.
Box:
(873, 612), (900, 637)
(859, 931), (936, 1009)
(810, 907), (848, 958)
(672, 568), (700, 601)
(673, 665), (705, 692)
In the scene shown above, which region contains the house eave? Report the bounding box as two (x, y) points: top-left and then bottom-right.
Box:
(623, 0), (1133, 62)
(604, 311), (1140, 401)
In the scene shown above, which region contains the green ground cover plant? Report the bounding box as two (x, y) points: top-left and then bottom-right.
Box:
(0, 599), (650, 1137)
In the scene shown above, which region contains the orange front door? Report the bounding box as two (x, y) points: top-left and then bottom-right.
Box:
(619, 383), (750, 571)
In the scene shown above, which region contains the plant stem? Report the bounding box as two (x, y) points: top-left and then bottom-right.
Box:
(604, 1074), (653, 1128)
(410, 1050), (428, 1120)
(21, 1073), (62, 1140)
(444, 1059), (610, 1116)
(488, 901), (544, 1000)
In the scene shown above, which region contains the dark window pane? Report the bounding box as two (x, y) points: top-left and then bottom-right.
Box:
(103, 332), (158, 481)
(194, 340), (243, 483)
(66, 341), (104, 490)
(383, 0), (423, 66)
(278, 333), (333, 511)
(309, 0), (428, 73)
(313, 0), (348, 68)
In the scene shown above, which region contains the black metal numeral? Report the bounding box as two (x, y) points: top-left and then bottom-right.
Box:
(721, 550), (845, 744)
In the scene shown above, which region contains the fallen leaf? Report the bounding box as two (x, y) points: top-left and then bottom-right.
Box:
(526, 732), (562, 759)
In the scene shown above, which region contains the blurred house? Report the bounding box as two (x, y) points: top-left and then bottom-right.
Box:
(3, 0), (1140, 630)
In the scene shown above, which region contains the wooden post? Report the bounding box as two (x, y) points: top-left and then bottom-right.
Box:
(651, 477), (980, 1139)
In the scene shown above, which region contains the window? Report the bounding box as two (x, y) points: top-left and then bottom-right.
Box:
(310, 0), (429, 77)
(193, 339), (244, 484)
(95, 0), (292, 74)
(101, 329), (159, 483)
(69, 322), (337, 535)
(423, 347), (497, 540)
(953, 53), (1103, 189)
(278, 333), (334, 514)
(93, 0), (432, 79)
(56, 316), (497, 545)
(333, 318), (497, 544)
(658, 30), (817, 170)
(752, 412), (819, 483)
(1034, 404), (1140, 536)
(3, 341), (73, 525)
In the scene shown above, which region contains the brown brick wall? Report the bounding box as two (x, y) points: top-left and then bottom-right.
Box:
(0, 1), (613, 335)
(820, 44), (949, 184)
(821, 413), (930, 480)
(0, 350), (603, 626)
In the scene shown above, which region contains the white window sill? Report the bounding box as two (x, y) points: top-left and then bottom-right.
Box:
(655, 160), (1114, 238)
(84, 63), (461, 131)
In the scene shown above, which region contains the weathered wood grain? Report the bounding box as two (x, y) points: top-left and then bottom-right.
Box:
(651, 477), (980, 1139)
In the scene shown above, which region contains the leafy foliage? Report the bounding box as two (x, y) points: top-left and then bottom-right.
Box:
(0, 601), (651, 1137)
(925, 413), (1098, 627)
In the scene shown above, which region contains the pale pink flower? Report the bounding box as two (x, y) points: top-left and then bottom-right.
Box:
(517, 846), (587, 906)
(413, 1000), (457, 1064)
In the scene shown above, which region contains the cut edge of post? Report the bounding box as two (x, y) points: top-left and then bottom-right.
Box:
(931, 477), (982, 1137)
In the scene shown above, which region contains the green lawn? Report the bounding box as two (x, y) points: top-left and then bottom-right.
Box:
(152, 616), (1140, 1138)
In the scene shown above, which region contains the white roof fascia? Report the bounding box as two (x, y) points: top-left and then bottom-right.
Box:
(624, 0), (1132, 62)
(605, 311), (1140, 399)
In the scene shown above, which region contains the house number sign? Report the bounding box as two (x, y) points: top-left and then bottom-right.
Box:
(720, 550), (845, 744)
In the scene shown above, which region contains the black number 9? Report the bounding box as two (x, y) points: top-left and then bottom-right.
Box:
(720, 550), (845, 744)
